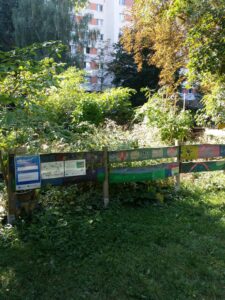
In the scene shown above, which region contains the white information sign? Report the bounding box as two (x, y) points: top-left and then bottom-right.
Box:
(65, 160), (86, 177)
(15, 155), (41, 191)
(41, 161), (64, 179)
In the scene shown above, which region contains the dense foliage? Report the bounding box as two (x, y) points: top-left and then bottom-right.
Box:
(0, 0), (17, 50)
(107, 42), (160, 106)
(1, 5), (225, 299)
(122, 0), (225, 123)
(0, 43), (135, 152)
(0, 42), (67, 103)
(137, 88), (194, 143)
(0, 0), (96, 66)
(123, 0), (225, 87)
(1, 6), (225, 297)
(13, 0), (72, 47)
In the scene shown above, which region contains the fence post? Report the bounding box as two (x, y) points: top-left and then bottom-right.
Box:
(7, 153), (17, 224)
(103, 147), (109, 208)
(0, 151), (7, 186)
(175, 140), (181, 191)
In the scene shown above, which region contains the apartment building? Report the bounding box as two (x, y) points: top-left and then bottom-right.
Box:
(71, 0), (134, 91)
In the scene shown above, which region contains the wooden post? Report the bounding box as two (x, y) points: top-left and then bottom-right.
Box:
(175, 140), (181, 191)
(103, 147), (109, 208)
(7, 153), (17, 224)
(0, 151), (7, 186)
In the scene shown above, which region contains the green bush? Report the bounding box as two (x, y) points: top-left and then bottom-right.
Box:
(196, 74), (225, 127)
(45, 70), (135, 127)
(72, 96), (104, 126)
(137, 89), (194, 143)
(99, 88), (135, 124)
(0, 62), (135, 151)
(71, 87), (135, 126)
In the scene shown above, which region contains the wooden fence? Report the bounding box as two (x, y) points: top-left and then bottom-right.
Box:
(3, 144), (225, 223)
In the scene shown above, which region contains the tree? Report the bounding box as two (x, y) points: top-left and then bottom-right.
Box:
(0, 0), (17, 51)
(12, 0), (80, 47)
(168, 0), (225, 123)
(10, 0), (98, 67)
(107, 42), (160, 105)
(122, 0), (186, 91)
(170, 0), (225, 80)
(70, 13), (99, 68)
(0, 0), (92, 65)
(92, 39), (112, 91)
(0, 41), (67, 104)
(122, 0), (225, 92)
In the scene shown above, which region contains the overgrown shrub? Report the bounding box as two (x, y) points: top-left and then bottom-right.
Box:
(137, 89), (194, 143)
(0, 58), (135, 151)
(99, 88), (135, 124)
(44, 70), (135, 127)
(195, 75), (225, 127)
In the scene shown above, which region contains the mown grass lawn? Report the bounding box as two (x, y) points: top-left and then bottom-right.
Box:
(0, 180), (225, 300)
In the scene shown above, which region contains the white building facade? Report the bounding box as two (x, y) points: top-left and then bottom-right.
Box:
(72, 0), (134, 91)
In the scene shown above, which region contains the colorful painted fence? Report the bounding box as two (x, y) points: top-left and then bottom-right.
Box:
(5, 144), (225, 222)
(181, 144), (225, 160)
(181, 160), (225, 173)
(180, 144), (225, 174)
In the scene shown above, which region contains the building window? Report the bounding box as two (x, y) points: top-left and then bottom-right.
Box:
(120, 13), (125, 21)
(119, 0), (125, 5)
(86, 47), (90, 54)
(90, 48), (97, 55)
(84, 62), (91, 69)
(71, 45), (76, 55)
(70, 31), (76, 38)
(96, 4), (103, 11)
(96, 19), (104, 26)
(100, 34), (104, 40)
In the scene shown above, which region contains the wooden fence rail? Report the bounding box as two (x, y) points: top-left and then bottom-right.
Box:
(4, 144), (225, 223)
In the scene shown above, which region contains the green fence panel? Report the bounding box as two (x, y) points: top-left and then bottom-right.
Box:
(97, 162), (179, 183)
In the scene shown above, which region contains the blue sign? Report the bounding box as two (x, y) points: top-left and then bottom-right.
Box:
(15, 155), (41, 191)
(220, 145), (225, 157)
